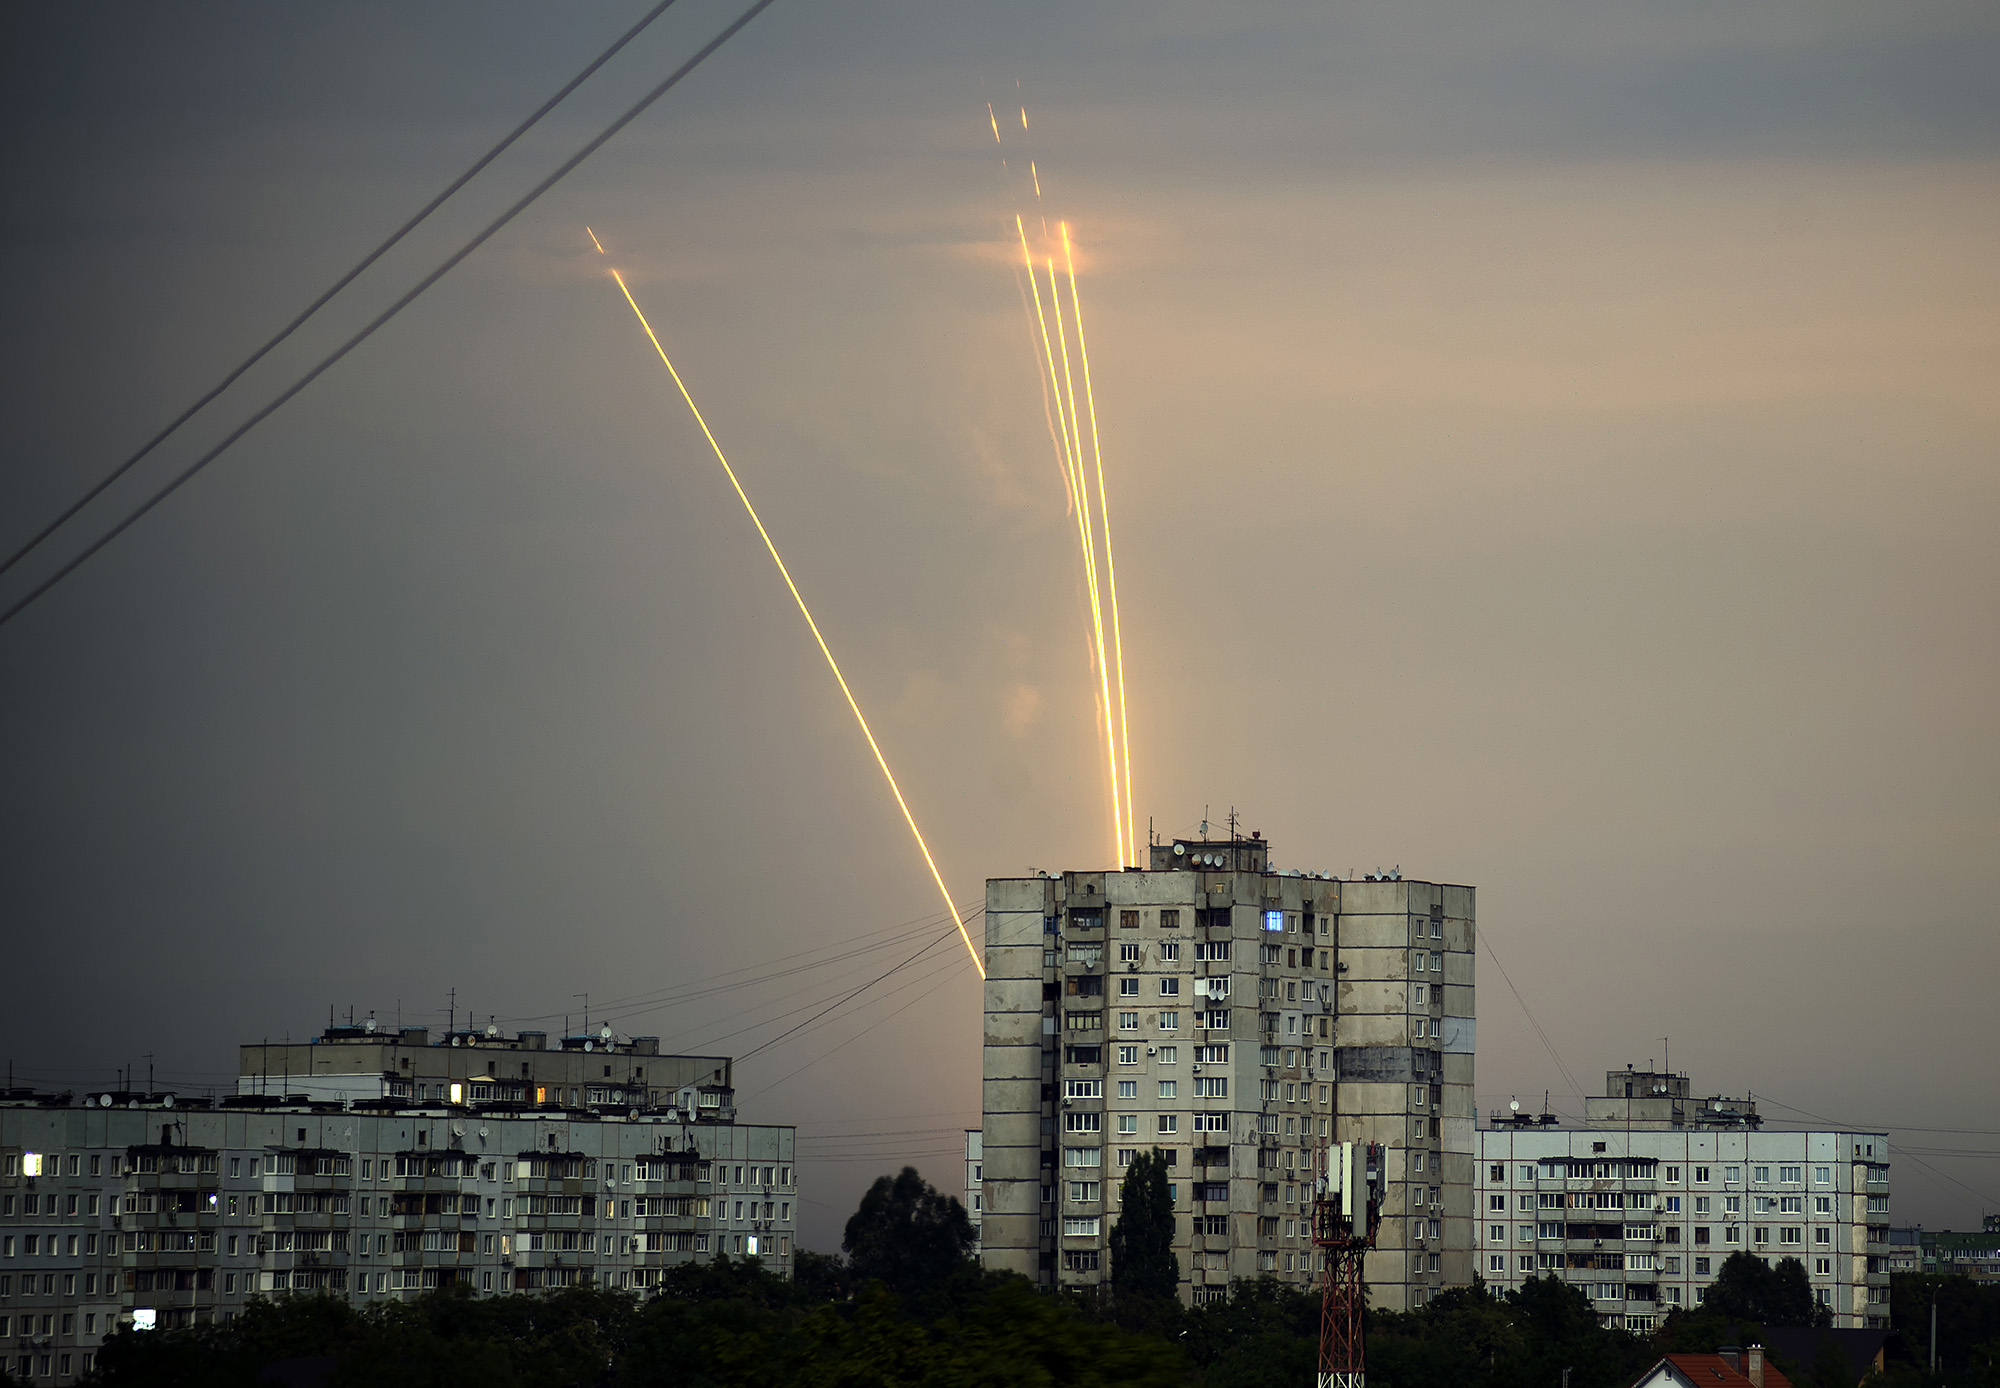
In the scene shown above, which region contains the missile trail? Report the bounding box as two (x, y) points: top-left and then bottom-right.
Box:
(1063, 222), (1135, 865)
(1047, 252), (1124, 866)
(597, 251), (983, 980)
(1018, 217), (1122, 867)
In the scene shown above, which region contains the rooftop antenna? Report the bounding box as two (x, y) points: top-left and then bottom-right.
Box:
(575, 993), (588, 1034)
(1227, 806), (1238, 840)
(448, 987), (456, 1036)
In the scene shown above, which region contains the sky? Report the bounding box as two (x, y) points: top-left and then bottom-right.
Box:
(2, 0), (1996, 1248)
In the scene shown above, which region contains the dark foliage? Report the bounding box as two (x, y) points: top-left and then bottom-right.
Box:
(1696, 1252), (1831, 1329)
(1110, 1149), (1181, 1302)
(840, 1165), (979, 1299)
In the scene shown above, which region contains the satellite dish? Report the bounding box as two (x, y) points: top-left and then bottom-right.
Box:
(485, 1024), (498, 1038)
(1510, 1100), (1521, 1112)
(600, 1025), (613, 1042)
(1173, 844), (1186, 857)
(583, 1040), (593, 1052)
(163, 1095), (174, 1108)
(450, 1036), (460, 1047)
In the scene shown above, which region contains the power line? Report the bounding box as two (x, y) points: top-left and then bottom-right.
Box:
(1476, 930), (1589, 1110)
(0, 0), (781, 632)
(737, 924), (963, 1065)
(0, 0), (684, 584)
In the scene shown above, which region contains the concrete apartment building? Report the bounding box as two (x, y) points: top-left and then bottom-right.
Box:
(1475, 1067), (1891, 1330)
(0, 1022), (796, 1384)
(980, 831), (1475, 1309)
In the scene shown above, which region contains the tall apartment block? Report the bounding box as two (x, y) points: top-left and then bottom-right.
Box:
(980, 832), (1475, 1309)
(1475, 1067), (1892, 1330)
(0, 1020), (797, 1385)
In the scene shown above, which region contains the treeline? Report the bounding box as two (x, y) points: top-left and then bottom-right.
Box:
(43, 1166), (2000, 1387)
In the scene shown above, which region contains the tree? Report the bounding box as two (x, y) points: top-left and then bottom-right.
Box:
(841, 1166), (977, 1296)
(1108, 1148), (1179, 1301)
(1704, 1252), (1830, 1328)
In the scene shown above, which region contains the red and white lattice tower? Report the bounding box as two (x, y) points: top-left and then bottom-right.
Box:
(1310, 1140), (1381, 1388)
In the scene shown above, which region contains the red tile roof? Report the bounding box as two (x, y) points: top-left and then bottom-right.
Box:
(1639, 1352), (1795, 1388)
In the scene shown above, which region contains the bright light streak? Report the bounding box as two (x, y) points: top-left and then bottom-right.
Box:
(988, 104), (1001, 144)
(596, 252), (984, 980)
(1017, 218), (1121, 865)
(1020, 106), (1028, 130)
(1047, 252), (1124, 865)
(1031, 161), (1041, 199)
(1063, 222), (1135, 865)
(585, 226), (605, 254)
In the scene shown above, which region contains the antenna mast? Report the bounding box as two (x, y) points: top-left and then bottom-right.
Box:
(1311, 1138), (1383, 1387)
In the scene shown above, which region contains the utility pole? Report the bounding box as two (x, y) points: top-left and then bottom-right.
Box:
(1931, 1290), (1939, 1374)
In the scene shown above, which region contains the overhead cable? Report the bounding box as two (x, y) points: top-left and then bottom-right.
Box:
(0, 0), (780, 632)
(0, 0), (686, 584)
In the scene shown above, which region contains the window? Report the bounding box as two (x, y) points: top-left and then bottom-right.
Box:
(1158, 1081), (1178, 1100)
(1780, 1166), (1801, 1183)
(1665, 1166), (1680, 1183)
(1195, 1044), (1229, 1063)
(1814, 1227), (1831, 1245)
(1119, 977), (1140, 996)
(1264, 910), (1284, 932)
(1666, 1197), (1681, 1213)
(1117, 1045), (1138, 1065)
(1062, 1218), (1101, 1237)
(1158, 1115), (1179, 1134)
(1117, 1012), (1140, 1031)
(1724, 1166), (1741, 1184)
(1064, 1079), (1103, 1100)
(1117, 1081), (1138, 1099)
(1814, 1166), (1832, 1184)
(1490, 1194), (1506, 1212)
(1753, 1166), (1770, 1183)
(1064, 1113), (1101, 1133)
(1193, 1077), (1228, 1098)
(1068, 1182), (1101, 1203)
(1117, 1115), (1138, 1134)
(1118, 942), (1141, 962)
(1158, 1012), (1179, 1030)
(1724, 1196), (1742, 1214)
(1724, 1226), (1741, 1244)
(1815, 1196), (1833, 1214)
(1781, 1227), (1802, 1245)
(1815, 1258), (1831, 1276)
(1694, 1228), (1711, 1245)
(1159, 942), (1181, 962)
(1064, 1147), (1101, 1167)
(1159, 977), (1181, 997)
(1694, 1167), (1710, 1184)
(1694, 1196), (1711, 1214)
(1158, 1045), (1177, 1064)
(1160, 910), (1179, 929)
(1120, 910), (1139, 929)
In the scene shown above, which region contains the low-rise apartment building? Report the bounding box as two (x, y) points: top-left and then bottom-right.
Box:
(0, 1022), (796, 1384)
(1475, 1068), (1890, 1330)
